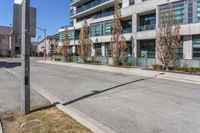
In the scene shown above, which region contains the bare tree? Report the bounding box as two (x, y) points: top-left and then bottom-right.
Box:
(78, 21), (93, 62)
(59, 29), (70, 58)
(156, 0), (181, 70)
(110, 0), (127, 65)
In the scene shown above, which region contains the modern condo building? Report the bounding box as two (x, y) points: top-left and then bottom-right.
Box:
(65, 0), (200, 60)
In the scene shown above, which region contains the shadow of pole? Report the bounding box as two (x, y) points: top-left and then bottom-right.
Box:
(63, 77), (150, 106)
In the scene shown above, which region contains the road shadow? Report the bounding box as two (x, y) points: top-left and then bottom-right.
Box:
(0, 61), (21, 68)
(63, 77), (150, 106)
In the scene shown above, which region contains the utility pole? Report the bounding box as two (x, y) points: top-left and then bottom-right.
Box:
(73, 26), (75, 56)
(21, 0), (30, 115)
(44, 28), (46, 61)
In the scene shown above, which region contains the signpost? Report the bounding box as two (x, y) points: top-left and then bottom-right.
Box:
(21, 0), (30, 115)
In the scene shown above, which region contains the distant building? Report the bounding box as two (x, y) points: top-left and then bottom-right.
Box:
(0, 26), (13, 57)
(37, 34), (59, 56)
(31, 42), (39, 56)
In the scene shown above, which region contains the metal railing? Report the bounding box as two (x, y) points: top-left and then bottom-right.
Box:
(70, 0), (79, 4)
(123, 28), (132, 34)
(76, 0), (109, 14)
(137, 24), (156, 32)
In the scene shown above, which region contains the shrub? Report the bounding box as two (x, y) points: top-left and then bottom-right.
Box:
(123, 62), (133, 67)
(152, 64), (163, 70)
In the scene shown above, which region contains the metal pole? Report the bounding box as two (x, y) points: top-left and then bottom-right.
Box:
(44, 28), (47, 61)
(73, 26), (75, 56)
(21, 0), (30, 115)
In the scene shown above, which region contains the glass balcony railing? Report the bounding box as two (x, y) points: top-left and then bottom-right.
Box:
(123, 28), (132, 34)
(76, 0), (110, 14)
(137, 24), (156, 31)
(70, 0), (79, 4)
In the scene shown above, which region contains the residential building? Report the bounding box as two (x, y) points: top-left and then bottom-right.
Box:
(0, 26), (13, 57)
(58, 26), (74, 54)
(68, 0), (200, 60)
(37, 34), (59, 56)
(31, 42), (39, 56)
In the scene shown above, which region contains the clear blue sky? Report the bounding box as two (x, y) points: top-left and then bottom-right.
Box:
(0, 0), (70, 40)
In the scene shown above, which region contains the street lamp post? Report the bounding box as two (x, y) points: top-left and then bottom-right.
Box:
(21, 0), (31, 115)
(73, 26), (75, 56)
(37, 27), (46, 61)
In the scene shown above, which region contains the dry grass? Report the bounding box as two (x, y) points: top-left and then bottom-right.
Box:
(1, 107), (93, 133)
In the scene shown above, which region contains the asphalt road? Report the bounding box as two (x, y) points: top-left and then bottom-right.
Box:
(0, 58), (200, 133)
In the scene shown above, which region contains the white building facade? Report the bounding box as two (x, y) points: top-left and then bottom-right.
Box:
(37, 35), (59, 56)
(67, 0), (200, 60)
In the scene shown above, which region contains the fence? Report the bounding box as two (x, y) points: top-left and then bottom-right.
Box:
(52, 55), (200, 68)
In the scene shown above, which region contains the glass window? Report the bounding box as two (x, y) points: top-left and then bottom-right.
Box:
(177, 38), (183, 59)
(105, 43), (111, 57)
(138, 14), (156, 31)
(90, 24), (101, 37)
(122, 20), (132, 33)
(159, 1), (184, 24)
(140, 40), (155, 58)
(196, 0), (200, 22)
(126, 42), (132, 57)
(129, 0), (135, 5)
(104, 22), (112, 36)
(192, 35), (200, 58)
(94, 43), (102, 56)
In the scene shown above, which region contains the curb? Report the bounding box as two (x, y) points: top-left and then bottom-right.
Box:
(0, 118), (3, 133)
(31, 84), (116, 133)
(38, 61), (200, 85)
(0, 65), (116, 133)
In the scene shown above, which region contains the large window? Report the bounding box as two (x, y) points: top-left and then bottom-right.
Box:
(122, 20), (132, 33)
(139, 40), (155, 58)
(94, 43), (102, 56)
(68, 30), (80, 40)
(196, 0), (200, 22)
(192, 35), (200, 58)
(138, 14), (156, 31)
(105, 43), (111, 57)
(129, 0), (135, 5)
(126, 42), (133, 57)
(104, 22), (112, 36)
(90, 24), (101, 37)
(159, 1), (185, 24)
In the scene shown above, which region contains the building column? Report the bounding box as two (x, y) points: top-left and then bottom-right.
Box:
(183, 35), (193, 59)
(101, 43), (105, 56)
(132, 14), (137, 58)
(72, 45), (75, 53)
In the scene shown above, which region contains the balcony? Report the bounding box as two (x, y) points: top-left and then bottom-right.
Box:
(71, 0), (114, 19)
(76, 0), (109, 14)
(70, 0), (91, 7)
(70, 0), (78, 4)
(137, 24), (156, 32)
(123, 28), (132, 34)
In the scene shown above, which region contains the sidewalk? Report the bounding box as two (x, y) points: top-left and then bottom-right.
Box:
(38, 61), (200, 85)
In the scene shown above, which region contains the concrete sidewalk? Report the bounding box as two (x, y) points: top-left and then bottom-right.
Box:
(38, 61), (200, 85)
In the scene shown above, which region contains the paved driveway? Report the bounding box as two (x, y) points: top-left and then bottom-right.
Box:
(0, 58), (200, 133)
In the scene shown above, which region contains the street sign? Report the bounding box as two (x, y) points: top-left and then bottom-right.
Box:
(13, 3), (36, 37)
